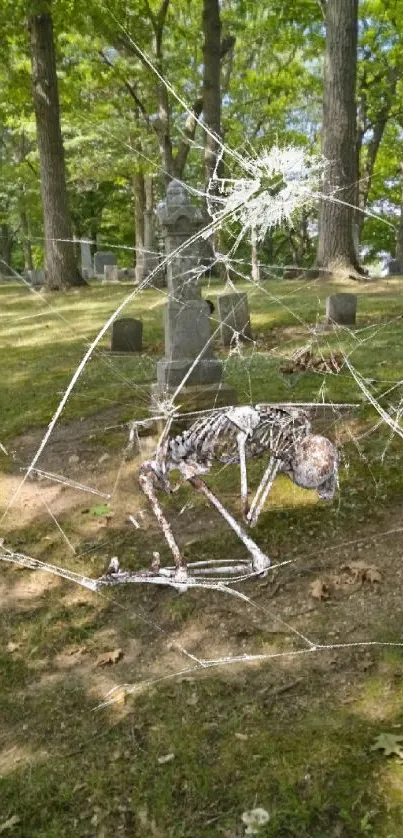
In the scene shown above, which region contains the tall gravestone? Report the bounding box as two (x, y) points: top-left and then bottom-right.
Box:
(152, 180), (235, 409)
(80, 241), (93, 279)
(217, 292), (253, 346)
(28, 269), (45, 288)
(387, 258), (401, 276)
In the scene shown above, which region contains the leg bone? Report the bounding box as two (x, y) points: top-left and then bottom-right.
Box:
(247, 457), (281, 527)
(139, 468), (186, 573)
(189, 476), (270, 575)
(237, 431), (249, 520)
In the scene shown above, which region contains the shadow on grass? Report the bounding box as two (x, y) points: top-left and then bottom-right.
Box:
(2, 490), (403, 836)
(2, 279), (403, 834)
(2, 618), (403, 837)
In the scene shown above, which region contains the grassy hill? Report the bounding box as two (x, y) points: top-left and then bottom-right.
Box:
(1, 276), (403, 837)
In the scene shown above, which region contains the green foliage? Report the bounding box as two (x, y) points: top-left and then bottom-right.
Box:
(0, 0), (402, 268)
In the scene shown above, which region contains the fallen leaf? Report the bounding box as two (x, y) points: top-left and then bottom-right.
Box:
(110, 687), (127, 705)
(341, 562), (382, 585)
(0, 815), (20, 833)
(95, 648), (124, 667)
(371, 733), (403, 759)
(157, 752), (175, 764)
(310, 579), (330, 600)
(364, 566), (382, 584)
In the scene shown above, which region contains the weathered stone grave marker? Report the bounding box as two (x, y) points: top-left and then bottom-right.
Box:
(104, 264), (119, 282)
(111, 318), (143, 352)
(217, 292), (253, 346)
(94, 251), (116, 277)
(152, 180), (235, 408)
(28, 269), (45, 288)
(80, 241), (93, 279)
(387, 258), (401, 276)
(326, 293), (357, 325)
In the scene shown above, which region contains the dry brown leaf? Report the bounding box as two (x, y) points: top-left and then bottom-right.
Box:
(95, 648), (124, 667)
(364, 566), (382, 584)
(310, 579), (330, 600)
(341, 562), (382, 585)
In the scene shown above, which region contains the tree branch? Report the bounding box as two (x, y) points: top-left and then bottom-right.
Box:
(98, 50), (151, 128)
(173, 97), (203, 179)
(156, 0), (170, 34)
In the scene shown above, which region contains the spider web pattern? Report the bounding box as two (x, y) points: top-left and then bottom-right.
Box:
(1, 26), (403, 714)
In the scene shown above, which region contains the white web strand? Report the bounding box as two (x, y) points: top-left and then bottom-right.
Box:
(3, 13), (403, 716)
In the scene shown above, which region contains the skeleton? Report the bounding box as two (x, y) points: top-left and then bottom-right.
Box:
(102, 404), (338, 589)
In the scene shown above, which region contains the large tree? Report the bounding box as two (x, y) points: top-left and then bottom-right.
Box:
(28, 11), (85, 288)
(316, 0), (361, 274)
(202, 0), (223, 189)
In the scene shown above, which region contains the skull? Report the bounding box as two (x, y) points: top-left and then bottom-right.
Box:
(282, 434), (338, 500)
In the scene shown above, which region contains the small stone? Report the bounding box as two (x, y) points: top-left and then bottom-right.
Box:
(157, 752), (175, 764)
(326, 293), (357, 325)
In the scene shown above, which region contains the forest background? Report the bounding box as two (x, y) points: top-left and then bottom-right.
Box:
(1, 0), (403, 285)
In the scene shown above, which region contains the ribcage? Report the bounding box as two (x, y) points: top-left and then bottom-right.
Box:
(167, 405), (311, 468)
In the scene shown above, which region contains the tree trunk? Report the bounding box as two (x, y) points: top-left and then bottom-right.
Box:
(202, 0), (222, 190)
(154, 22), (174, 182)
(316, 0), (360, 274)
(0, 223), (13, 273)
(19, 198), (33, 271)
(355, 69), (398, 242)
(396, 163), (403, 270)
(144, 175), (154, 259)
(28, 13), (85, 289)
(251, 227), (260, 283)
(134, 172), (146, 285)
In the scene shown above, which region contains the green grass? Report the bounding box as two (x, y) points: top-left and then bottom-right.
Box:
(2, 276), (403, 837)
(2, 275), (403, 440)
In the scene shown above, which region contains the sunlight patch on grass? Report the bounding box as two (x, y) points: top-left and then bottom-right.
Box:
(0, 743), (49, 778)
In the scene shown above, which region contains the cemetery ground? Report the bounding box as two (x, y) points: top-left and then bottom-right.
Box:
(1, 277), (403, 837)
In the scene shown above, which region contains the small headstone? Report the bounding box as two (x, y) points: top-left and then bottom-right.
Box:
(326, 293), (357, 325)
(104, 264), (119, 282)
(94, 251), (117, 276)
(283, 268), (301, 279)
(28, 269), (45, 288)
(217, 292), (253, 346)
(111, 318), (143, 352)
(387, 258), (401, 276)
